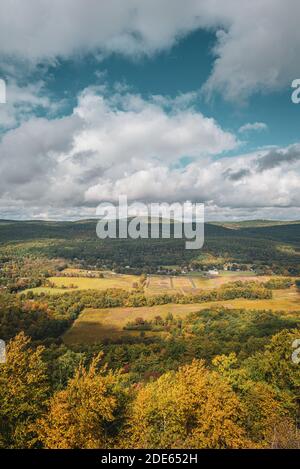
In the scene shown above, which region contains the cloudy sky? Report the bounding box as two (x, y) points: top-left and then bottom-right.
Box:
(0, 0), (300, 221)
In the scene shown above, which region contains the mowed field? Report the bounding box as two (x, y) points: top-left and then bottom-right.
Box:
(63, 287), (300, 345)
(24, 269), (268, 295)
(145, 272), (272, 295)
(24, 271), (138, 294)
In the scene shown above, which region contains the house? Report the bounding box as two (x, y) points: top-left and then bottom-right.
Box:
(207, 269), (219, 276)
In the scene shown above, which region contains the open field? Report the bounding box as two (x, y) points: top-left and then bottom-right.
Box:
(49, 275), (136, 290)
(63, 303), (210, 344)
(25, 270), (279, 295)
(63, 287), (300, 344)
(24, 271), (138, 294)
(146, 273), (273, 295)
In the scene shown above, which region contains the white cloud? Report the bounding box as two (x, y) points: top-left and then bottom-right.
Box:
(0, 1), (299, 100)
(239, 122), (268, 134)
(200, 0), (300, 101)
(0, 87), (299, 219)
(0, 0), (200, 61)
(0, 80), (59, 130)
(84, 148), (300, 210)
(0, 113), (81, 199)
(72, 88), (237, 168)
(0, 87), (237, 209)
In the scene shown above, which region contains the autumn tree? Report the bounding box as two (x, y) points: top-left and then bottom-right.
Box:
(125, 359), (252, 449)
(0, 332), (48, 448)
(213, 345), (300, 448)
(245, 329), (300, 393)
(36, 354), (126, 448)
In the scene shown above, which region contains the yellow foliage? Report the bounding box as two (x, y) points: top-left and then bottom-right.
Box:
(0, 332), (48, 448)
(36, 354), (119, 448)
(125, 360), (253, 449)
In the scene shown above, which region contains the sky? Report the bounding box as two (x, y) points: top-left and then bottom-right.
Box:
(0, 0), (300, 221)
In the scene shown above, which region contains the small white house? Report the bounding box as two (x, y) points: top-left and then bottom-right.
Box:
(207, 269), (219, 276)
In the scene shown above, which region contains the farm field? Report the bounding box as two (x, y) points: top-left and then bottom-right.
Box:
(49, 275), (137, 290)
(146, 273), (273, 295)
(25, 270), (276, 295)
(24, 271), (138, 294)
(63, 287), (300, 344)
(63, 303), (211, 344)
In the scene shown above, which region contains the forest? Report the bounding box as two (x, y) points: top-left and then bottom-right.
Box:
(0, 219), (299, 274)
(0, 220), (300, 449)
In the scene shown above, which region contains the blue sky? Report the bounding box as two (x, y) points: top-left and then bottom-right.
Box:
(45, 28), (300, 154)
(0, 1), (300, 220)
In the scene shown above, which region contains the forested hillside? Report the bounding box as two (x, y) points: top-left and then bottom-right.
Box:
(0, 220), (299, 273)
(0, 220), (299, 449)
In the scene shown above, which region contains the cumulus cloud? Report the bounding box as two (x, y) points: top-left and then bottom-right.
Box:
(84, 151), (300, 210)
(201, 0), (300, 101)
(238, 122), (268, 134)
(0, 0), (202, 61)
(72, 88), (237, 167)
(255, 145), (300, 171)
(0, 87), (237, 209)
(0, 1), (299, 100)
(0, 114), (82, 201)
(0, 80), (58, 130)
(0, 86), (299, 220)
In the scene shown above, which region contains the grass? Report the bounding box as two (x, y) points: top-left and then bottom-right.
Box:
(146, 273), (273, 295)
(63, 303), (206, 344)
(24, 270), (278, 296)
(63, 287), (300, 345)
(49, 275), (136, 290)
(24, 272), (138, 294)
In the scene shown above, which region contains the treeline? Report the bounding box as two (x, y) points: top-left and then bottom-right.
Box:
(1, 277), (294, 344)
(93, 305), (300, 378)
(26, 277), (293, 310)
(263, 277), (293, 289)
(0, 292), (71, 342)
(123, 307), (299, 348)
(0, 255), (66, 292)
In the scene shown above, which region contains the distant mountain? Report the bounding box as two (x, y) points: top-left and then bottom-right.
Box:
(212, 220), (300, 229)
(0, 218), (299, 244)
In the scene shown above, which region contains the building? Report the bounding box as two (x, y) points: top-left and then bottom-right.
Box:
(207, 269), (219, 276)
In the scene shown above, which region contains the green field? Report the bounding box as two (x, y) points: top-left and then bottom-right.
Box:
(63, 287), (300, 344)
(24, 271), (139, 294)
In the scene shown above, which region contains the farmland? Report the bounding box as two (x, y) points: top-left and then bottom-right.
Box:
(63, 286), (300, 344)
(1, 219), (300, 449)
(146, 272), (271, 295)
(24, 270), (138, 294)
(24, 269), (273, 296)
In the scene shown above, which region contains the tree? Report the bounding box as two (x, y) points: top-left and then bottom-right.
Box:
(125, 360), (252, 449)
(213, 346), (300, 448)
(245, 329), (300, 392)
(0, 332), (48, 448)
(36, 354), (125, 448)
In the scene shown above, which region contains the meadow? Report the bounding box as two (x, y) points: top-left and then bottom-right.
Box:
(25, 269), (272, 295)
(146, 272), (271, 295)
(63, 287), (300, 344)
(24, 271), (138, 294)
